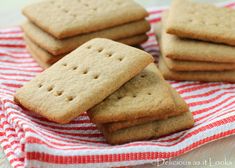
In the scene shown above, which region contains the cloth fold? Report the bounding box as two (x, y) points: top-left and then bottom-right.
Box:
(1, 3), (235, 168)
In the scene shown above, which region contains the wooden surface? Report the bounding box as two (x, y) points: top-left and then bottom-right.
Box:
(0, 0), (234, 168)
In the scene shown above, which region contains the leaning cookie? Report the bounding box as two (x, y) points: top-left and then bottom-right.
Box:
(15, 38), (153, 124)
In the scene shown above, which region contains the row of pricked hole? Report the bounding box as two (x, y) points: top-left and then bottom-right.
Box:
(117, 92), (152, 100)
(50, 0), (97, 17)
(116, 73), (151, 100)
(37, 84), (75, 102)
(62, 63), (100, 79)
(50, 0), (124, 17)
(86, 45), (124, 62)
(187, 19), (222, 27)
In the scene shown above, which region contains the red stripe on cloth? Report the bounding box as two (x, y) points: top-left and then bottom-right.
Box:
(0, 37), (23, 40)
(27, 128), (235, 164)
(0, 44), (25, 48)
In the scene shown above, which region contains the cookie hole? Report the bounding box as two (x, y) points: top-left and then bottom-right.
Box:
(106, 52), (113, 57)
(84, 3), (89, 7)
(50, 1), (55, 4)
(62, 63), (67, 67)
(118, 57), (124, 61)
(72, 66), (78, 70)
(67, 96), (74, 102)
(140, 74), (146, 78)
(47, 86), (53, 92)
(117, 96), (123, 100)
(63, 9), (69, 13)
(214, 23), (219, 27)
(147, 93), (152, 96)
(93, 8), (97, 11)
(97, 48), (103, 53)
(38, 84), (43, 88)
(83, 69), (88, 74)
(188, 19), (193, 23)
(87, 45), (92, 49)
(55, 91), (63, 96)
(93, 74), (99, 79)
(132, 94), (137, 98)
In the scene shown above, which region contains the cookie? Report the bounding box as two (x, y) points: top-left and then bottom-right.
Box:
(163, 56), (235, 71)
(24, 35), (64, 65)
(99, 111), (194, 145)
(103, 83), (189, 132)
(22, 20), (150, 55)
(156, 12), (235, 63)
(118, 34), (148, 46)
(26, 45), (51, 69)
(166, 0), (235, 46)
(23, 0), (148, 39)
(15, 38), (153, 124)
(158, 56), (235, 82)
(87, 63), (177, 124)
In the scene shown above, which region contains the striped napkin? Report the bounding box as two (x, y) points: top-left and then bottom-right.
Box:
(1, 2), (235, 168)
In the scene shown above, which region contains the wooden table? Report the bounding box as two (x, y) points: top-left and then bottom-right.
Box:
(0, 0), (234, 167)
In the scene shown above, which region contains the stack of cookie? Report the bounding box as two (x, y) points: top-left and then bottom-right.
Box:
(87, 63), (194, 144)
(15, 38), (194, 144)
(157, 0), (235, 82)
(21, 0), (151, 69)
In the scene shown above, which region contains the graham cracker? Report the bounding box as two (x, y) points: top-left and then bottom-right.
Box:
(22, 20), (150, 55)
(158, 56), (235, 82)
(163, 56), (235, 71)
(100, 111), (194, 145)
(23, 0), (148, 39)
(166, 0), (235, 46)
(118, 34), (148, 46)
(103, 83), (189, 132)
(156, 12), (235, 63)
(15, 38), (153, 124)
(87, 63), (176, 124)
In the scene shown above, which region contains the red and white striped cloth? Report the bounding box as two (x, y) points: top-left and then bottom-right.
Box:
(1, 2), (235, 168)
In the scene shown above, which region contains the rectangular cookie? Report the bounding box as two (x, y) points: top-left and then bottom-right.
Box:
(158, 56), (235, 82)
(156, 12), (235, 63)
(23, 0), (148, 39)
(15, 38), (153, 124)
(166, 0), (235, 46)
(99, 111), (194, 145)
(87, 64), (177, 124)
(163, 56), (235, 71)
(22, 20), (150, 55)
(24, 33), (148, 68)
(103, 83), (189, 132)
